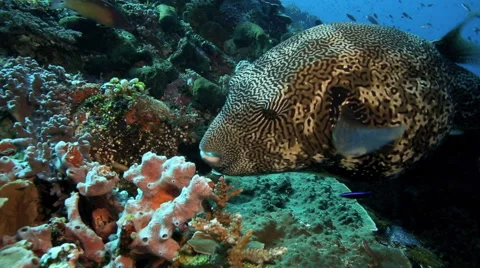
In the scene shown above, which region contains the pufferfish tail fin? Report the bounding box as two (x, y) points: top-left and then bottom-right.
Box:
(432, 10), (480, 130)
(449, 64), (480, 130)
(433, 10), (480, 64)
(448, 68), (480, 130)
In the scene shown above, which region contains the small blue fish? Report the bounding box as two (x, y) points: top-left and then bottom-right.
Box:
(339, 191), (373, 199)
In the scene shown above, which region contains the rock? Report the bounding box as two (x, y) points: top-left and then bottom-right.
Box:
(0, 180), (38, 237)
(157, 4), (180, 32)
(192, 77), (226, 112)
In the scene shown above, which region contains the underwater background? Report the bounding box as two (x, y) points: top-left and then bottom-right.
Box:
(283, 0), (480, 76)
(0, 0), (479, 267)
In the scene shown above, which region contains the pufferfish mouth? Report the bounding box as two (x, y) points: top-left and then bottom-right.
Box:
(200, 149), (221, 165)
(199, 150), (226, 175)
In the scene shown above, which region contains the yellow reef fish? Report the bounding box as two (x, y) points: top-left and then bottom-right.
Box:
(51, 0), (130, 29)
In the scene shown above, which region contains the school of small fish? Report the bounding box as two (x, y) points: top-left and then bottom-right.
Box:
(341, 2), (478, 35)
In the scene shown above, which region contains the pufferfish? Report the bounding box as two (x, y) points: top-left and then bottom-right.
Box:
(199, 12), (480, 180)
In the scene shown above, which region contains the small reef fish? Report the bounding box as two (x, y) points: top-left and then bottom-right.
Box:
(402, 12), (413, 19)
(420, 3), (433, 8)
(339, 191), (373, 199)
(50, 0), (130, 29)
(421, 23), (432, 29)
(199, 12), (480, 180)
(346, 13), (357, 22)
(366, 15), (379, 24)
(462, 3), (472, 12)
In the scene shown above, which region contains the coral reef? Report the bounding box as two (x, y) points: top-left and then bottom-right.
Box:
(0, 0), (82, 70)
(127, 58), (178, 99)
(191, 77), (226, 112)
(219, 0), (291, 40)
(0, 180), (39, 237)
(158, 4), (181, 32)
(180, 176), (288, 267)
(105, 152), (213, 264)
(0, 57), (207, 170)
(0, 0), (242, 95)
(0, 151), (236, 267)
(222, 172), (412, 267)
(0, 57), (244, 266)
(1, 0), (462, 266)
(284, 3), (323, 31)
(225, 21), (273, 61)
(0, 240), (40, 268)
(76, 76), (200, 166)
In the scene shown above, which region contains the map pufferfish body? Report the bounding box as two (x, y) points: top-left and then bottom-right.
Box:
(199, 16), (480, 180)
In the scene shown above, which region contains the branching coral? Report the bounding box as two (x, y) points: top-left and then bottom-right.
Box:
(181, 176), (287, 267)
(0, 156), (25, 186)
(0, 1), (82, 69)
(0, 57), (75, 126)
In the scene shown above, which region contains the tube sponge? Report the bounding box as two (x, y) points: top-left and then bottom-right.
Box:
(108, 152), (213, 263)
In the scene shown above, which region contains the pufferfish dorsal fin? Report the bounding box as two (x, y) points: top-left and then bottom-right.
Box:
(332, 105), (405, 157)
(433, 10), (480, 64)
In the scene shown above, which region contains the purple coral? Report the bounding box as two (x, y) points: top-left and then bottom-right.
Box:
(0, 57), (74, 126)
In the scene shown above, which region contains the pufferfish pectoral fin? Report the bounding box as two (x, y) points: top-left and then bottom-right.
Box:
(332, 107), (405, 157)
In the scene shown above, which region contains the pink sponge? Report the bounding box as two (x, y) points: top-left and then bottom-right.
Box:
(109, 152), (213, 262)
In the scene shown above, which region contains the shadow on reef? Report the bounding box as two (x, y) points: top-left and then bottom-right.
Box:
(344, 130), (480, 267)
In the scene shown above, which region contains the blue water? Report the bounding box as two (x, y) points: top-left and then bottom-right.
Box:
(282, 0), (480, 75)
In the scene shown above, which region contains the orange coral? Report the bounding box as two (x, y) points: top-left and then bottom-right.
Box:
(92, 208), (116, 240)
(71, 83), (100, 103)
(210, 176), (243, 210)
(119, 220), (135, 255)
(185, 177), (287, 267)
(149, 186), (180, 210)
(64, 143), (84, 168)
(0, 140), (17, 156)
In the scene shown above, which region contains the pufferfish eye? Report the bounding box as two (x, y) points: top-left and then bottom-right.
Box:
(262, 108), (279, 120)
